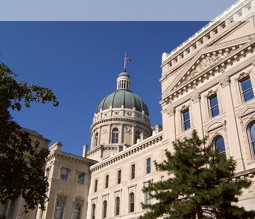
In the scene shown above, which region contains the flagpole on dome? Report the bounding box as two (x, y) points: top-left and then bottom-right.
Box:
(123, 53), (131, 71)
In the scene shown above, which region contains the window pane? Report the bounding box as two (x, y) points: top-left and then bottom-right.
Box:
(241, 78), (254, 102)
(244, 90), (254, 102)
(112, 128), (119, 143)
(183, 110), (190, 130)
(184, 120), (190, 130)
(210, 96), (218, 107)
(118, 170), (121, 184)
(105, 175), (109, 188)
(73, 203), (81, 219)
(131, 164), (135, 179)
(183, 111), (190, 121)
(77, 173), (85, 184)
(215, 136), (225, 154)
(61, 168), (68, 181)
(91, 204), (96, 219)
(129, 193), (135, 212)
(241, 79), (252, 91)
(250, 124), (255, 140)
(103, 201), (107, 218)
(211, 107), (219, 117)
(115, 197), (120, 216)
(146, 158), (151, 174)
(209, 95), (219, 117)
(94, 179), (98, 192)
(55, 200), (65, 219)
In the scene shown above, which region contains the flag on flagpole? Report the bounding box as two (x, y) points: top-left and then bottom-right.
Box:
(124, 54), (131, 69)
(124, 56), (131, 63)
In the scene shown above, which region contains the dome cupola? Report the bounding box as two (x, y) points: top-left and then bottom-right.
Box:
(88, 65), (152, 161)
(96, 68), (149, 116)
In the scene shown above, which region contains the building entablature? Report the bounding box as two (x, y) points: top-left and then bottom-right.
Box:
(90, 116), (152, 133)
(90, 131), (163, 173)
(47, 150), (96, 166)
(92, 107), (150, 126)
(160, 0), (254, 76)
(161, 39), (255, 105)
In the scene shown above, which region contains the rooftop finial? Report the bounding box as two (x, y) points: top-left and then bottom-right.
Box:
(123, 53), (131, 71)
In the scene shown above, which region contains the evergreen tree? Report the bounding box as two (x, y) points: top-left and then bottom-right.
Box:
(0, 63), (58, 211)
(141, 130), (255, 219)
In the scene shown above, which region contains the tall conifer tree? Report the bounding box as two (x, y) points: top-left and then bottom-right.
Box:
(141, 130), (255, 219)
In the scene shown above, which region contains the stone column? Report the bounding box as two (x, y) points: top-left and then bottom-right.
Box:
(191, 92), (204, 138)
(220, 76), (245, 171)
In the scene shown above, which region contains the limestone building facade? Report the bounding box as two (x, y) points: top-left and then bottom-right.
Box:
(8, 0), (255, 218)
(85, 0), (255, 218)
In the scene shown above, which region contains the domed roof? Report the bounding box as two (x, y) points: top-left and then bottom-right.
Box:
(96, 69), (149, 116)
(96, 90), (149, 116)
(118, 71), (130, 78)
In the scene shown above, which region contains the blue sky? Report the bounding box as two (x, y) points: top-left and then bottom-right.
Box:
(0, 22), (208, 155)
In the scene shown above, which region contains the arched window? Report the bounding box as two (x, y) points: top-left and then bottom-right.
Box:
(129, 193), (135, 213)
(95, 132), (99, 147)
(249, 123), (255, 157)
(55, 199), (65, 219)
(73, 202), (82, 219)
(91, 204), (96, 219)
(112, 128), (119, 143)
(102, 201), (107, 218)
(134, 131), (140, 144)
(214, 136), (225, 156)
(115, 197), (120, 216)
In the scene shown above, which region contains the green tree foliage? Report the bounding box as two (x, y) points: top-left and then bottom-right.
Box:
(141, 130), (255, 219)
(0, 63), (58, 212)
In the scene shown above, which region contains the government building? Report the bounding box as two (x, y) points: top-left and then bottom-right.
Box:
(1, 0), (255, 218)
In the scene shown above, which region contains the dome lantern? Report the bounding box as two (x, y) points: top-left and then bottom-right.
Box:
(117, 68), (131, 90)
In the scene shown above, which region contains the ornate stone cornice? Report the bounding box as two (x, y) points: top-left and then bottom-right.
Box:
(161, 0), (253, 69)
(161, 55), (255, 108)
(47, 151), (96, 165)
(162, 41), (255, 104)
(90, 132), (163, 173)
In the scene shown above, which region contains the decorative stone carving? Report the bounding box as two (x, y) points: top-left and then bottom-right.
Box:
(206, 89), (217, 97)
(220, 76), (231, 88)
(190, 51), (229, 77)
(125, 127), (131, 132)
(237, 71), (251, 81)
(165, 104), (175, 117)
(181, 104), (189, 112)
(102, 129), (108, 134)
(191, 92), (201, 103)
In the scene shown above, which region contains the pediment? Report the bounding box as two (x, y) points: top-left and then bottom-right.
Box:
(236, 104), (255, 118)
(205, 119), (226, 133)
(162, 36), (254, 100)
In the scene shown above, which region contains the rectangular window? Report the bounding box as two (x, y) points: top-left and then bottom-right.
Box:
(60, 168), (68, 181)
(240, 78), (254, 102)
(94, 179), (98, 192)
(77, 173), (85, 184)
(182, 110), (190, 131)
(131, 164), (135, 179)
(117, 170), (121, 184)
(209, 95), (219, 117)
(145, 192), (151, 205)
(146, 158), (151, 174)
(105, 174), (109, 188)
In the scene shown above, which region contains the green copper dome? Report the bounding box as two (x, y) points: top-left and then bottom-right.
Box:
(96, 69), (149, 116)
(96, 90), (149, 116)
